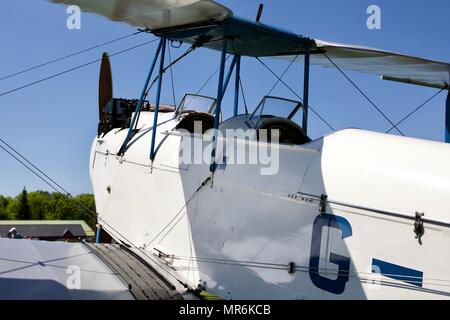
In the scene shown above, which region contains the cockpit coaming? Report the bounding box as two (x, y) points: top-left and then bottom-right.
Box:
(99, 93), (311, 147)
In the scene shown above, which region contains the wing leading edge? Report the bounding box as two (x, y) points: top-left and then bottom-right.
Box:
(283, 40), (450, 90)
(50, 0), (232, 30)
(49, 0), (449, 89)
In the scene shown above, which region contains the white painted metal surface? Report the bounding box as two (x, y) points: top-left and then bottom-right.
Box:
(40, 0), (450, 300)
(0, 239), (134, 300)
(90, 110), (450, 300)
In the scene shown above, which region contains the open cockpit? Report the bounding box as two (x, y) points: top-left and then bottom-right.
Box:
(174, 94), (311, 145)
(220, 96), (311, 145)
(98, 93), (311, 147)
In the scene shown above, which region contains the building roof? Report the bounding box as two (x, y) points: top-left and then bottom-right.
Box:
(0, 220), (95, 238)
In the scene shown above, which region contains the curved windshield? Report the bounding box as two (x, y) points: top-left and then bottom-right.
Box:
(248, 96), (303, 128)
(176, 94), (216, 115)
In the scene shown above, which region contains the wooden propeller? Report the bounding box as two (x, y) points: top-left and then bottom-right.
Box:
(98, 52), (113, 122)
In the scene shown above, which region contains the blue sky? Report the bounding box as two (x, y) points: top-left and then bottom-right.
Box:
(0, 0), (449, 196)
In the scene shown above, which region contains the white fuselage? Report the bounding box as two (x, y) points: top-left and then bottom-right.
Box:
(90, 111), (450, 299)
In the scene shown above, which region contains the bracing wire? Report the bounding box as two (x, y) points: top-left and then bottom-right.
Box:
(0, 138), (70, 195)
(0, 39), (158, 98)
(94, 214), (188, 287)
(0, 143), (63, 196)
(142, 44), (196, 102)
(385, 87), (446, 133)
(134, 43), (196, 131)
(256, 57), (336, 131)
(168, 43), (177, 108)
(145, 177), (211, 246)
(266, 54), (299, 96)
(239, 77), (249, 115)
(322, 52), (404, 136)
(194, 55), (232, 96)
(0, 31), (143, 82)
(180, 54), (232, 112)
(0, 139), (94, 221)
(0, 134), (188, 287)
(170, 255), (450, 289)
(3, 136), (450, 291)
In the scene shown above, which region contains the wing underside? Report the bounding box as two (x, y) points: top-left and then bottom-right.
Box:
(283, 40), (450, 89)
(51, 0), (232, 30)
(49, 0), (449, 89)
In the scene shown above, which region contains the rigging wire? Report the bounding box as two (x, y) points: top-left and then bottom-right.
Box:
(385, 87), (446, 134)
(0, 31), (143, 82)
(2, 136), (450, 289)
(168, 43), (177, 108)
(170, 255), (450, 288)
(145, 177), (211, 246)
(194, 55), (232, 96)
(0, 138), (70, 195)
(0, 139), (92, 221)
(0, 135), (188, 287)
(0, 39), (159, 98)
(95, 214), (189, 287)
(180, 54), (232, 112)
(0, 140), (96, 222)
(322, 52), (404, 136)
(296, 190), (449, 228)
(239, 77), (249, 115)
(142, 44), (196, 102)
(256, 57), (336, 131)
(134, 43), (196, 131)
(0, 143), (63, 195)
(266, 54), (299, 96)
(0, 138), (96, 220)
(3, 32), (448, 289)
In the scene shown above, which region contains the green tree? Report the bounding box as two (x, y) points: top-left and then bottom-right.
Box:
(6, 197), (19, 219)
(0, 190), (96, 229)
(73, 194), (96, 229)
(28, 191), (52, 220)
(54, 196), (75, 220)
(16, 187), (31, 220)
(0, 195), (9, 219)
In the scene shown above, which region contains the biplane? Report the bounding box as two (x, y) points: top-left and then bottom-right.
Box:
(1, 0), (449, 300)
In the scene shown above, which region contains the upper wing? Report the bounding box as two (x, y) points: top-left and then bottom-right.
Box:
(49, 1), (449, 89)
(50, 0), (233, 30)
(284, 40), (450, 90)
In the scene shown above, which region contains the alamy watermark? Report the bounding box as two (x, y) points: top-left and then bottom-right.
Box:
(66, 265), (81, 289)
(66, 5), (81, 30)
(367, 5), (381, 30)
(178, 123), (281, 176)
(64, 5), (381, 31)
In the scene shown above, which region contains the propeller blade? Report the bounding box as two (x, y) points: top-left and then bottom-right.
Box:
(99, 52), (113, 122)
